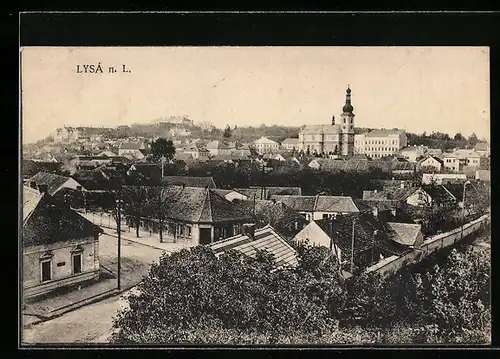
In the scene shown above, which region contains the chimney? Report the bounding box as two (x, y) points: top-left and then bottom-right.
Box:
(182, 183), (185, 189)
(372, 207), (379, 218)
(400, 181), (405, 189)
(38, 184), (48, 194)
(243, 223), (256, 240)
(331, 115), (335, 125)
(29, 181), (37, 189)
(272, 198), (276, 204)
(374, 189), (377, 194)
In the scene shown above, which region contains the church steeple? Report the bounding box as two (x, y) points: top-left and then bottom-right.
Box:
(342, 85), (354, 114)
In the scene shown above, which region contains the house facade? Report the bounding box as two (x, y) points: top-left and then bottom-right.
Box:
(205, 141), (232, 156)
(398, 145), (426, 162)
(23, 186), (102, 299)
(253, 137), (280, 154)
(281, 138), (300, 151)
(419, 156), (444, 172)
(364, 129), (408, 159)
(270, 194), (360, 222)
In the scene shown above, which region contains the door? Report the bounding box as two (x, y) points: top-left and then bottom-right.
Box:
(72, 253), (82, 274)
(41, 260), (51, 282)
(199, 228), (212, 245)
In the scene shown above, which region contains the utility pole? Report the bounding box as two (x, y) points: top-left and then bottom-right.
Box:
(116, 186), (122, 291)
(350, 219), (355, 274)
(371, 230), (378, 265)
(159, 188), (163, 243)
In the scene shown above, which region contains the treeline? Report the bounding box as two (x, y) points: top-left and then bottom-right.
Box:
(110, 229), (490, 344)
(406, 131), (484, 150)
(183, 162), (390, 197)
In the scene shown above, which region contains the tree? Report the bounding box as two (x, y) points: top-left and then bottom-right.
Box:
(467, 133), (479, 147)
(111, 246), (338, 344)
(223, 125), (232, 138)
(454, 132), (465, 141)
(150, 138), (176, 162)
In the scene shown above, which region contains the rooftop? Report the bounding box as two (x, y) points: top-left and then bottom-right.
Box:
(208, 225), (299, 268)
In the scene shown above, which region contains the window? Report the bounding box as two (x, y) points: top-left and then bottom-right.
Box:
(186, 225), (192, 237)
(323, 214), (328, 219)
(41, 260), (51, 282)
(72, 253), (82, 274)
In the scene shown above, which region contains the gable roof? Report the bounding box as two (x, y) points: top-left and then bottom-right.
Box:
(270, 195), (360, 213)
(22, 186), (103, 247)
(119, 142), (143, 150)
(365, 129), (404, 137)
(161, 176), (216, 189)
(253, 136), (279, 145)
(386, 222), (422, 246)
(205, 140), (230, 150)
(420, 155), (444, 165)
(158, 186), (252, 223)
(28, 172), (76, 196)
(474, 142), (489, 151)
(281, 138), (300, 145)
(315, 212), (385, 257)
(362, 186), (421, 201)
(300, 124), (341, 135)
(208, 225), (299, 268)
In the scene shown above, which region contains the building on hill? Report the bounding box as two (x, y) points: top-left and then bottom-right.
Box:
(397, 145), (426, 162)
(442, 149), (483, 172)
(22, 186), (103, 299)
(362, 129), (408, 159)
(208, 225), (299, 269)
(53, 127), (81, 142)
(252, 137), (280, 154)
(298, 87), (355, 156)
(27, 172), (86, 196)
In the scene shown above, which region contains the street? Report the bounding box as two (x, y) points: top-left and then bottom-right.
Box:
(22, 231), (164, 344)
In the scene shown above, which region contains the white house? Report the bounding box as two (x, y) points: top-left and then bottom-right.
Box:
(253, 137), (279, 154)
(419, 155), (444, 172)
(281, 138), (300, 151)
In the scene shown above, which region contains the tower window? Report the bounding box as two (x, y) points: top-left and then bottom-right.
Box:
(343, 119), (346, 124)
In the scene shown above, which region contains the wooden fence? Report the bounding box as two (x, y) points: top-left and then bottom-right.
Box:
(366, 213), (490, 278)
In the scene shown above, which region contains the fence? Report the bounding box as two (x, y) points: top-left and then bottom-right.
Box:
(74, 210), (129, 232)
(366, 213), (490, 278)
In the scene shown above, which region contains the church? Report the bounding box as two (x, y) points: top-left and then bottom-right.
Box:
(298, 87), (355, 156)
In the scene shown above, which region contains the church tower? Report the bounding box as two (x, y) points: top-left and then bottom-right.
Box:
(340, 86), (355, 156)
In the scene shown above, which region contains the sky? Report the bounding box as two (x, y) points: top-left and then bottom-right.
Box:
(21, 46), (490, 144)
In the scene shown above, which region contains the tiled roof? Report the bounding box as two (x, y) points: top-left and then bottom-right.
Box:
(474, 142), (489, 151)
(386, 222), (422, 246)
(426, 148), (443, 157)
(364, 129), (404, 137)
(353, 199), (397, 212)
(22, 187), (103, 247)
(420, 155), (444, 165)
(119, 142), (143, 150)
(315, 213), (384, 257)
(22, 160), (62, 178)
(161, 176), (216, 189)
(233, 186), (302, 200)
(208, 225), (299, 268)
(362, 187), (420, 201)
(391, 162), (417, 171)
(28, 172), (74, 196)
(158, 186), (252, 223)
(300, 124), (341, 135)
(253, 136), (279, 145)
(23, 186), (44, 224)
(270, 195), (360, 213)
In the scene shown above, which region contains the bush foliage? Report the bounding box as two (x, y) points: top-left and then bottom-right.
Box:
(111, 239), (490, 345)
